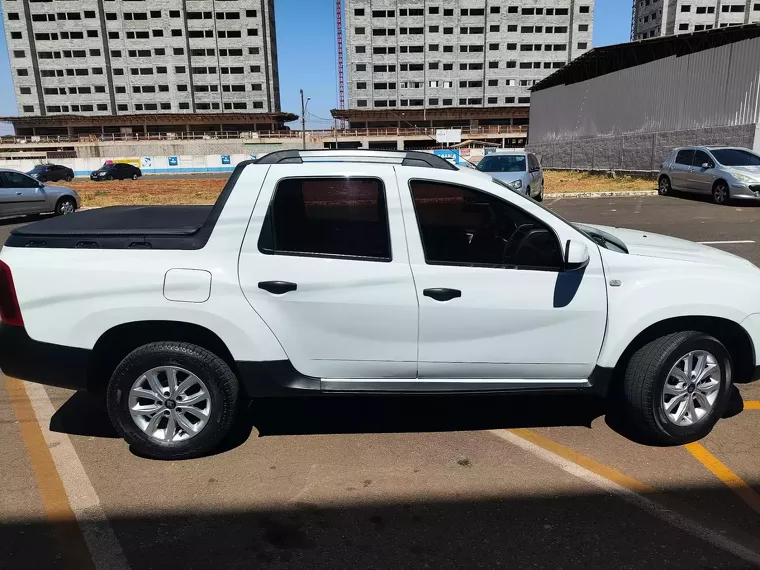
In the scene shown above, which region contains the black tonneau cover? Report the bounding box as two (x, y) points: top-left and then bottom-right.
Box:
(6, 205), (214, 249)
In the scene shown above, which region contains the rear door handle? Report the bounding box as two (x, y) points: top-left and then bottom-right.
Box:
(423, 288), (462, 302)
(258, 281), (297, 295)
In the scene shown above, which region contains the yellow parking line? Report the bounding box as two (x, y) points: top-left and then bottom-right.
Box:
(685, 442), (760, 516)
(509, 428), (656, 494)
(744, 401), (760, 410)
(4, 376), (94, 570)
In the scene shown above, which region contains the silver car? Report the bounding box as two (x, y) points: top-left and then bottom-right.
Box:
(659, 146), (760, 205)
(476, 151), (545, 201)
(0, 169), (81, 218)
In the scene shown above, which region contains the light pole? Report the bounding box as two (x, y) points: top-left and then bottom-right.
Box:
(300, 90), (310, 150)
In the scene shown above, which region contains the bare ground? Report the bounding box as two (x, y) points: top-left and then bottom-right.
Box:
(70, 171), (655, 207)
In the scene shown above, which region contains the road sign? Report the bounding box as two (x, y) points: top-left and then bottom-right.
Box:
(435, 129), (462, 144)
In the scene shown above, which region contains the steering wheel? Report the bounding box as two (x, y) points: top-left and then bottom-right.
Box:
(502, 223), (535, 263)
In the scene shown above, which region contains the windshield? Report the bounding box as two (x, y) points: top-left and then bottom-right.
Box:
(573, 224), (629, 254)
(711, 149), (760, 167)
(489, 177), (629, 254)
(101, 163), (116, 170)
(28, 166), (48, 173)
(477, 155), (527, 173)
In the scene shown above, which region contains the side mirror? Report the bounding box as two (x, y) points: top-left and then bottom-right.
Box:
(701, 162), (714, 169)
(564, 240), (590, 272)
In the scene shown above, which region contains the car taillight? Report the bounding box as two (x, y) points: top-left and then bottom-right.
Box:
(0, 260), (24, 327)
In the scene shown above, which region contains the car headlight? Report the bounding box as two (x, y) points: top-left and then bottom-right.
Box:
(731, 171), (758, 184)
(506, 179), (523, 190)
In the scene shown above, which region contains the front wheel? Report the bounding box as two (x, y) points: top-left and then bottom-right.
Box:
(535, 186), (544, 202)
(55, 197), (76, 216)
(622, 331), (732, 445)
(107, 342), (240, 460)
(712, 181), (730, 205)
(132, 173), (139, 180)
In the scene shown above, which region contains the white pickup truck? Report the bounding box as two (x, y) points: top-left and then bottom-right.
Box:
(1, 150), (759, 459)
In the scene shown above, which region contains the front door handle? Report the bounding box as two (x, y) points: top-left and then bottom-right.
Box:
(423, 288), (462, 302)
(258, 281), (297, 295)
(15, 192), (23, 195)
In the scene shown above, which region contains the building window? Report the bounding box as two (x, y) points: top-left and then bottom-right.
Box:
(354, 8), (364, 16)
(356, 46), (366, 53)
(679, 23), (689, 30)
(681, 4), (691, 11)
(13, 50), (25, 59)
(357, 100), (367, 107)
(579, 6), (590, 13)
(10, 32), (22, 40)
(23, 105), (34, 112)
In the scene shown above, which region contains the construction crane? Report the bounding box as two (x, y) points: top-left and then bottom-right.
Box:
(630, 0), (637, 40)
(336, 0), (345, 129)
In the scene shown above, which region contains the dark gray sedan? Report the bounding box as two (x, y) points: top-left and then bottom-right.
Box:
(0, 169), (81, 217)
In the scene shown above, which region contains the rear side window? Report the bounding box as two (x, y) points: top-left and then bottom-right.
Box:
(410, 180), (562, 270)
(675, 149), (695, 165)
(258, 178), (391, 261)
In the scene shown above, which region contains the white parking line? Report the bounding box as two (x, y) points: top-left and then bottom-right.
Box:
(491, 429), (760, 567)
(699, 240), (756, 245)
(24, 382), (131, 570)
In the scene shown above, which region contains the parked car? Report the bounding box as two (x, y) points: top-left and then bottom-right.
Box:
(476, 150), (545, 201)
(0, 169), (80, 218)
(27, 164), (75, 183)
(1, 149), (759, 460)
(659, 146), (760, 205)
(90, 163), (142, 181)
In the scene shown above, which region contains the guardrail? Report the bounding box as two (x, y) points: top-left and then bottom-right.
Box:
(0, 125), (527, 145)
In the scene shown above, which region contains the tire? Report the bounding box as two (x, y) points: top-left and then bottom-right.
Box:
(106, 174), (114, 181)
(55, 197), (76, 216)
(65, 175), (74, 182)
(622, 331), (732, 445)
(132, 173), (138, 180)
(712, 181), (730, 205)
(107, 342), (239, 460)
(658, 176), (671, 196)
(535, 187), (544, 202)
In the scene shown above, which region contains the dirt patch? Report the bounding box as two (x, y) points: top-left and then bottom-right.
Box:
(69, 178), (225, 208)
(68, 171), (655, 208)
(544, 171), (655, 194)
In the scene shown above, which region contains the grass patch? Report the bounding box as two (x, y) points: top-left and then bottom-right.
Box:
(544, 171), (655, 194)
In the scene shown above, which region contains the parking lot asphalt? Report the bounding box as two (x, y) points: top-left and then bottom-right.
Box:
(2, 194), (760, 570)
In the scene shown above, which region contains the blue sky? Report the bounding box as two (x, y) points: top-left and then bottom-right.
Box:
(0, 0), (630, 131)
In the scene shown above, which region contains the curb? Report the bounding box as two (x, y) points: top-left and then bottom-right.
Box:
(545, 190), (658, 199)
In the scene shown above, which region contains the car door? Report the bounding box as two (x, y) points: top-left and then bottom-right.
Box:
(238, 164), (419, 382)
(0, 171), (48, 215)
(687, 150), (716, 194)
(396, 167), (608, 384)
(669, 149), (695, 191)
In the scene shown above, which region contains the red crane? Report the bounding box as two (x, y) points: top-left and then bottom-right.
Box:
(336, 0), (345, 129)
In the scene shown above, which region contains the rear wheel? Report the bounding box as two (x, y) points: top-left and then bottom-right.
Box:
(107, 342), (240, 460)
(712, 181), (730, 205)
(622, 331), (732, 445)
(55, 197), (76, 216)
(658, 176), (671, 195)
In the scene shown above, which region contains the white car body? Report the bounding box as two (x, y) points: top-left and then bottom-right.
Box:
(0, 150), (758, 456)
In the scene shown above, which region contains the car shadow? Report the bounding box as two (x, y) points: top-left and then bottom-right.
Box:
(665, 190), (760, 207)
(49, 386), (749, 457)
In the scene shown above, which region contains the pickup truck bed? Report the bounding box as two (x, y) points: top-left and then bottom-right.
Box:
(6, 205), (214, 249)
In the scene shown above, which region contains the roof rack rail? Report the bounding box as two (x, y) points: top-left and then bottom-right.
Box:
(253, 149), (458, 170)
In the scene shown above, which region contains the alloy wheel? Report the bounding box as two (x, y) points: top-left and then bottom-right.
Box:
(661, 350), (721, 426)
(128, 366), (212, 442)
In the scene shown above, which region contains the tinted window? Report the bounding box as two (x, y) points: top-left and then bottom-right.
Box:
(675, 149), (695, 165)
(692, 150), (712, 167)
(2, 172), (40, 188)
(477, 154), (527, 173)
(711, 149), (760, 166)
(28, 166), (48, 173)
(258, 178), (391, 261)
(410, 181), (561, 270)
(528, 154), (540, 171)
